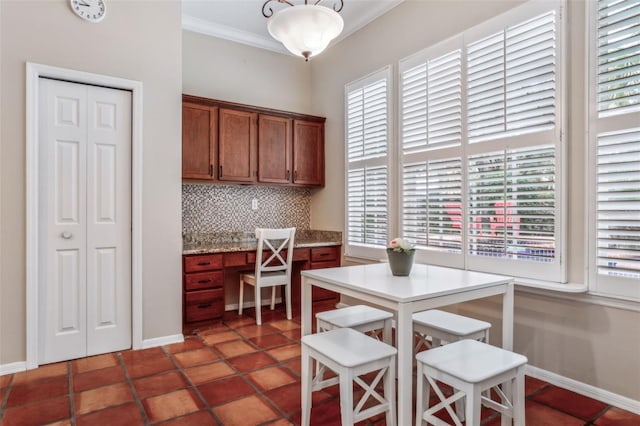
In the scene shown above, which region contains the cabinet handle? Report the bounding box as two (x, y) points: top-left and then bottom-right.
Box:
(319, 253), (329, 257)
(219, 165), (223, 177)
(294, 170), (298, 180)
(198, 279), (212, 284)
(286, 170), (290, 180)
(197, 303), (212, 309)
(196, 261), (211, 266)
(209, 164), (214, 176)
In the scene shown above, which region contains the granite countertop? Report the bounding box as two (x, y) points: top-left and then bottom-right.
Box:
(183, 230), (342, 255)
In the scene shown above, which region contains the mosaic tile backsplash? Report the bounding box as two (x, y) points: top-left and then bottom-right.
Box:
(182, 184), (311, 233)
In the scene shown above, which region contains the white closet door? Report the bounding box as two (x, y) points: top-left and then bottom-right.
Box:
(86, 86), (131, 356)
(38, 78), (131, 364)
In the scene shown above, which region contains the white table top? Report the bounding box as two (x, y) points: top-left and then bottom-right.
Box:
(301, 263), (513, 303)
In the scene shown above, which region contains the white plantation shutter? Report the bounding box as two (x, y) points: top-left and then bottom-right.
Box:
(396, 0), (563, 280)
(590, 0), (640, 298)
(347, 166), (389, 247)
(401, 48), (462, 153)
(402, 158), (463, 251)
(467, 11), (557, 142)
(346, 68), (391, 257)
(347, 80), (389, 161)
(596, 129), (640, 279)
(597, 0), (640, 116)
(468, 145), (557, 277)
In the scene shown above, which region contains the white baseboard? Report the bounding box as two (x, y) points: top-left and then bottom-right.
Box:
(0, 361), (27, 376)
(141, 333), (184, 349)
(526, 364), (640, 415)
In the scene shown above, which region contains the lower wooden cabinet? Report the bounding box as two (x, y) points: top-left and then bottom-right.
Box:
(183, 245), (341, 331)
(183, 254), (224, 331)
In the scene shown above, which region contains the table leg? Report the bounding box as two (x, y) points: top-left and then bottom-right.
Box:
(502, 282), (515, 426)
(301, 276), (312, 337)
(396, 304), (413, 426)
(503, 282), (514, 350)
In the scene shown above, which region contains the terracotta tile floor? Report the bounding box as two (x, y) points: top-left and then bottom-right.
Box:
(1, 305), (638, 426)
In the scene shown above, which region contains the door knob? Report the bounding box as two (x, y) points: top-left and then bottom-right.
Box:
(61, 232), (73, 239)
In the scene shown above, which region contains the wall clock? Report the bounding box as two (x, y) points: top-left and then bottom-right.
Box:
(70, 0), (106, 23)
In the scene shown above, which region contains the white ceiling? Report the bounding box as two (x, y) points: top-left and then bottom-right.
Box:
(182, 0), (404, 56)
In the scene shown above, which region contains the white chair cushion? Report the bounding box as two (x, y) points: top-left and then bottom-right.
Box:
(416, 339), (527, 383)
(302, 328), (396, 368)
(241, 271), (287, 287)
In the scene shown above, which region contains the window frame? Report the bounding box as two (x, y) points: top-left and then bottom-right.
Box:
(587, 0), (640, 300)
(344, 66), (394, 260)
(397, 0), (567, 282)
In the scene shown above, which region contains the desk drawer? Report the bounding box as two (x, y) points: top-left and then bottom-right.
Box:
(224, 252), (248, 267)
(311, 246), (338, 262)
(184, 271), (223, 291)
(185, 289), (224, 322)
(184, 254), (223, 273)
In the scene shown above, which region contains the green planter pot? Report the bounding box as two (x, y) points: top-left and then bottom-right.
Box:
(387, 249), (415, 276)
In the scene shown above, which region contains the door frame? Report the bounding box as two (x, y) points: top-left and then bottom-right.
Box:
(25, 63), (143, 369)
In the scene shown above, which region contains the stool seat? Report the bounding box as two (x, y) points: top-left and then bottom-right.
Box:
(316, 305), (393, 328)
(417, 339), (527, 383)
(302, 327), (397, 368)
(413, 310), (491, 337)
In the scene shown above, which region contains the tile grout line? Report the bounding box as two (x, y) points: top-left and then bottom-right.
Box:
(161, 343), (225, 425)
(0, 372), (14, 422)
(67, 360), (77, 426)
(117, 351), (152, 425)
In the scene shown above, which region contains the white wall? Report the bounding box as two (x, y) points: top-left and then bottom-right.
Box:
(0, 0), (183, 364)
(183, 31), (313, 114)
(309, 0), (640, 401)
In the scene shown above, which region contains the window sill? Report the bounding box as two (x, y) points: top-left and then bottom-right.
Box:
(514, 278), (587, 293)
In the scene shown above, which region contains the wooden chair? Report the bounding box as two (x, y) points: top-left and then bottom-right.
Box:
(238, 227), (295, 325)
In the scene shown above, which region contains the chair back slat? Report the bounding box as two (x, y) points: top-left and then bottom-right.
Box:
(255, 227), (296, 278)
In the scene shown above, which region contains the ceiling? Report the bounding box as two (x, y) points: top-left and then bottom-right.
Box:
(182, 0), (404, 56)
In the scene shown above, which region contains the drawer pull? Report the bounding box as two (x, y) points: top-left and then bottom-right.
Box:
(197, 303), (212, 309)
(198, 279), (212, 284)
(319, 253), (329, 256)
(196, 261), (211, 266)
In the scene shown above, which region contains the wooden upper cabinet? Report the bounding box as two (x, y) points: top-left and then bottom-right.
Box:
(218, 108), (257, 183)
(258, 114), (292, 184)
(293, 120), (324, 186)
(182, 103), (217, 180)
(182, 94), (325, 187)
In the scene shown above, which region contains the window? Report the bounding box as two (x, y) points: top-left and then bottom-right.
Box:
(588, 0), (640, 299)
(398, 0), (564, 281)
(345, 67), (392, 259)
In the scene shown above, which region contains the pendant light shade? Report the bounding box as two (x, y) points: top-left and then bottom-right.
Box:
(264, 2), (344, 61)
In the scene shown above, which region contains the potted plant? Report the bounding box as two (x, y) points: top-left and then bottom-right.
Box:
(386, 238), (415, 276)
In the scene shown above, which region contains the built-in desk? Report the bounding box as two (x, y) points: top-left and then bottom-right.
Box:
(182, 244), (341, 332)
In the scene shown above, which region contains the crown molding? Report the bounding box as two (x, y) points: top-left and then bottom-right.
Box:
(182, 15), (288, 55)
(335, 0), (404, 43)
(182, 0), (405, 57)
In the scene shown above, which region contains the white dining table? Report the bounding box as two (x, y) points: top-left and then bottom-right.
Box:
(301, 262), (515, 426)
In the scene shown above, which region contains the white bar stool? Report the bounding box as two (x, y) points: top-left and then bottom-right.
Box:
(415, 339), (527, 426)
(301, 328), (397, 426)
(316, 304), (394, 345)
(413, 309), (491, 351)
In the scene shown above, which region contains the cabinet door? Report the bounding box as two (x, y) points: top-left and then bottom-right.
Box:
(258, 114), (292, 184)
(218, 108), (257, 182)
(182, 103), (217, 180)
(293, 120), (324, 186)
